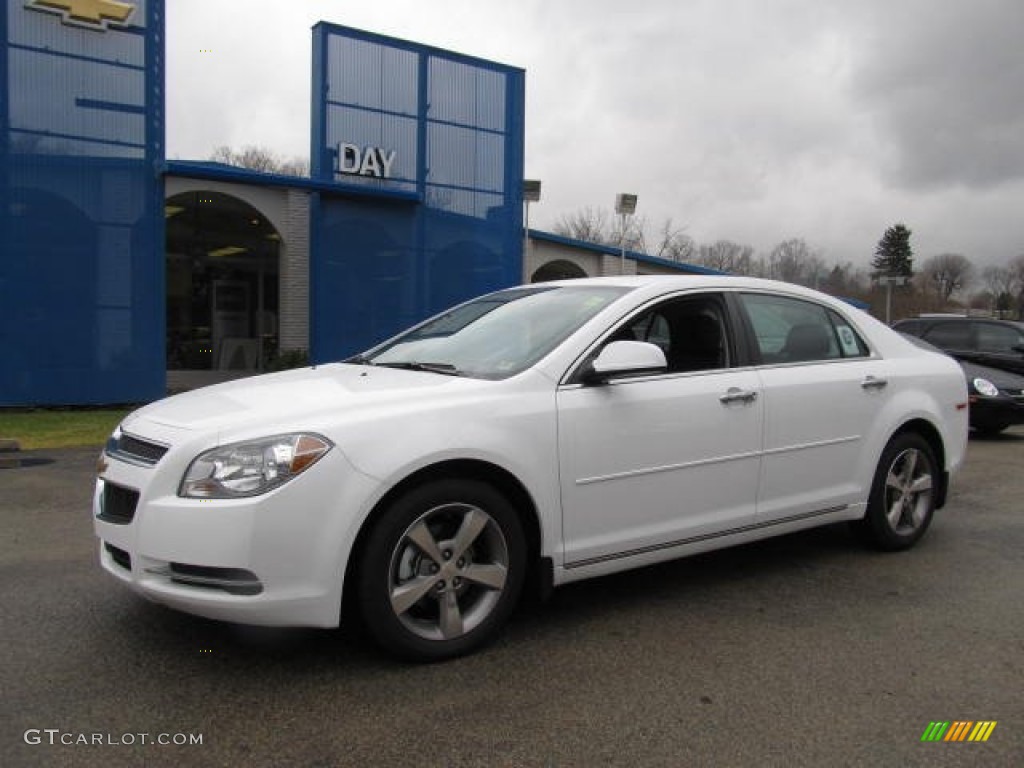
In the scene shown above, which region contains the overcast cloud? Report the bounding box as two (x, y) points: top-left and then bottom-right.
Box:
(167, 0), (1024, 268)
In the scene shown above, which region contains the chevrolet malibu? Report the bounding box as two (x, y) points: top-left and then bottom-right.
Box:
(95, 277), (969, 661)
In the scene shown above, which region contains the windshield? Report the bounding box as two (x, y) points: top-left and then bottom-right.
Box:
(360, 285), (629, 379)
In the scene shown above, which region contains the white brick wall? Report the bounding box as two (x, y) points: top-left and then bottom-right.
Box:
(279, 189), (310, 352)
(600, 253), (637, 276)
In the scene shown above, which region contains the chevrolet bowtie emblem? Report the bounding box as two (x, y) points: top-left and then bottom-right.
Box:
(26, 0), (136, 31)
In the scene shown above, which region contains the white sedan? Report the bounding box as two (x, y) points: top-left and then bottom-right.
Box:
(94, 276), (969, 661)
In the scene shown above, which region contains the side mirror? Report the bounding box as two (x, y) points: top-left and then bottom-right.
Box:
(582, 341), (667, 385)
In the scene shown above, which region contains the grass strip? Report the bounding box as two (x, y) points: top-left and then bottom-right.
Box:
(0, 409), (132, 450)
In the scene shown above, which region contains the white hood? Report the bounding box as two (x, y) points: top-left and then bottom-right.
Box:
(122, 363), (475, 437)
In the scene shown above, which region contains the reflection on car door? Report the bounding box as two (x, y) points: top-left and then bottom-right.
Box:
(557, 295), (763, 569)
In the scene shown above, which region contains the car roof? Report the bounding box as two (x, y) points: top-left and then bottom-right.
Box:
(527, 274), (826, 297)
(524, 274), (882, 312)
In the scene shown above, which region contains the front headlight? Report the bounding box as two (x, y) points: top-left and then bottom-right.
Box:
(180, 434), (332, 498)
(972, 378), (1000, 398)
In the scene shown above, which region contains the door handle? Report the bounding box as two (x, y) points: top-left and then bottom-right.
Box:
(719, 387), (758, 404)
(861, 376), (888, 391)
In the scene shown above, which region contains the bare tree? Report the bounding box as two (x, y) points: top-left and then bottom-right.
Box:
(822, 262), (869, 296)
(553, 206), (614, 245)
(210, 145), (308, 176)
(651, 218), (695, 262)
(695, 240), (755, 274)
(979, 265), (1017, 315)
(1010, 254), (1024, 319)
(922, 253), (973, 302)
(768, 238), (826, 286)
(614, 213), (646, 252)
(553, 208), (680, 257)
(981, 265), (1014, 298)
(1009, 253), (1024, 286)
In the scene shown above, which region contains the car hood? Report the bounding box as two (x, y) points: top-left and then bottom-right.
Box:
(960, 360), (1024, 389)
(121, 363), (481, 438)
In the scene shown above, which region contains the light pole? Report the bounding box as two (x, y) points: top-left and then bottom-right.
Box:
(615, 193), (637, 274)
(523, 180), (542, 270)
(878, 275), (907, 324)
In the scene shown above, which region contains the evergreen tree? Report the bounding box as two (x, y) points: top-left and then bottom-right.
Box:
(872, 223), (914, 277)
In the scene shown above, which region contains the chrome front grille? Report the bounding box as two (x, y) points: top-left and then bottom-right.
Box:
(106, 432), (168, 466)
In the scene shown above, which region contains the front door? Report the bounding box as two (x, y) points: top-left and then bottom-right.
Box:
(557, 294), (763, 569)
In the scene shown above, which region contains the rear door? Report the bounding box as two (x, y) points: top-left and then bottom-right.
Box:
(736, 293), (891, 523)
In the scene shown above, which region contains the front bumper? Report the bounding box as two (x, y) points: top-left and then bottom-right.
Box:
(93, 439), (379, 628)
(969, 392), (1024, 430)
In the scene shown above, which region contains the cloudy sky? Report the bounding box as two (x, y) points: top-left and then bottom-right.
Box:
(167, 0), (1024, 269)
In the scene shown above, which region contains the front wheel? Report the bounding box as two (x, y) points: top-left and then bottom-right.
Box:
(356, 479), (526, 661)
(855, 433), (938, 551)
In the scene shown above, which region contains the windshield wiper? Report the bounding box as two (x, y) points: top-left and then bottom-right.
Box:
(374, 361), (463, 376)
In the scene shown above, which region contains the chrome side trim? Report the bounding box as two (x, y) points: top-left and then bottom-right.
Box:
(761, 435), (861, 457)
(576, 449), (762, 486)
(575, 436), (859, 486)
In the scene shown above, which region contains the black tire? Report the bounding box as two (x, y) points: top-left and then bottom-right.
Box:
(356, 479), (526, 662)
(855, 433), (938, 551)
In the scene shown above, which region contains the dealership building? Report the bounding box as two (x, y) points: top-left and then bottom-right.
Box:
(1, 0), (708, 406)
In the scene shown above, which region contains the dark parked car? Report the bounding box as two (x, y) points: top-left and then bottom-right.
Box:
(894, 315), (1024, 434)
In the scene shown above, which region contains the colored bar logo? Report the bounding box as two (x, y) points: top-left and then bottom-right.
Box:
(921, 721), (997, 742)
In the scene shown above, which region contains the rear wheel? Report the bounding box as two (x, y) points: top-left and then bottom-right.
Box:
(856, 433), (938, 551)
(356, 479), (525, 661)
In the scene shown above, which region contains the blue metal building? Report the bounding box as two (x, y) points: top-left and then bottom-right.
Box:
(1, 5), (525, 405)
(1, 0), (165, 405)
(309, 23), (525, 362)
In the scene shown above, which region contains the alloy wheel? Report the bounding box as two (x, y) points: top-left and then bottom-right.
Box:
(387, 502), (510, 642)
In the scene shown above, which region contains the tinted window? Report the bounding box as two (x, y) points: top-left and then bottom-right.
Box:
(893, 319), (922, 335)
(923, 321), (971, 349)
(605, 295), (730, 373)
(740, 294), (868, 363)
(975, 322), (1024, 353)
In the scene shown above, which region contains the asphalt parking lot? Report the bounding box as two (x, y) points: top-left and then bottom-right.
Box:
(2, 430), (1022, 767)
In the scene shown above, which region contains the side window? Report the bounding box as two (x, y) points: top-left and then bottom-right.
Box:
(923, 321), (970, 350)
(603, 295), (731, 373)
(829, 310), (870, 357)
(739, 294), (867, 363)
(975, 322), (1023, 353)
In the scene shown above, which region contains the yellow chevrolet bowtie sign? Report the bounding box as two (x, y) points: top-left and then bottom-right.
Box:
(26, 0), (135, 31)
